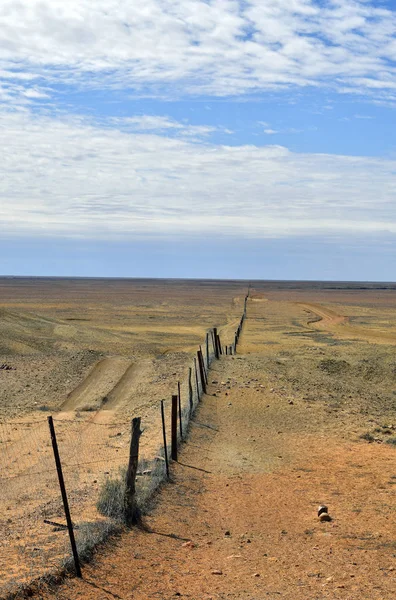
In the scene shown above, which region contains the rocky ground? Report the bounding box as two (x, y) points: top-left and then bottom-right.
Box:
(31, 287), (396, 600)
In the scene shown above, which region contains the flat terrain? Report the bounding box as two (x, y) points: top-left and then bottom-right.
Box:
(1, 279), (396, 598)
(0, 278), (246, 595)
(0, 278), (246, 419)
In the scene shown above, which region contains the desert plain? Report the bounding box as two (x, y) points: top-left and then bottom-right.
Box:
(0, 277), (396, 599)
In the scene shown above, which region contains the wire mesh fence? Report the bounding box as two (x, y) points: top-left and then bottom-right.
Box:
(0, 307), (248, 598)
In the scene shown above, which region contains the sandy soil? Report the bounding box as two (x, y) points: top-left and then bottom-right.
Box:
(0, 278), (249, 596)
(27, 284), (396, 600)
(0, 278), (246, 420)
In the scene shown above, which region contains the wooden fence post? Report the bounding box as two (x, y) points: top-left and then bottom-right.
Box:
(197, 350), (207, 394)
(194, 357), (200, 400)
(125, 417), (142, 526)
(177, 381), (183, 440)
(171, 395), (178, 461)
(48, 416), (82, 578)
(217, 333), (222, 355)
(213, 328), (219, 359)
(205, 333), (210, 369)
(160, 401), (170, 479)
(188, 367), (193, 415)
(199, 345), (208, 384)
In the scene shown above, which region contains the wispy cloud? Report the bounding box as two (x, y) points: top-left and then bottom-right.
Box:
(263, 127), (303, 135)
(1, 109), (395, 240)
(112, 115), (218, 138)
(1, 1), (396, 101)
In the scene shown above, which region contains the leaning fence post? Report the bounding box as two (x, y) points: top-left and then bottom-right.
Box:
(197, 350), (207, 394)
(177, 380), (183, 440)
(199, 345), (208, 384)
(48, 416), (82, 578)
(125, 417), (142, 526)
(171, 394), (178, 461)
(194, 356), (200, 401)
(161, 401), (170, 479)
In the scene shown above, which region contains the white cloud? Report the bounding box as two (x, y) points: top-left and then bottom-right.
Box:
(262, 125), (303, 135)
(111, 115), (218, 138)
(1, 109), (395, 240)
(114, 116), (184, 131)
(0, 1), (396, 100)
(354, 114), (374, 119)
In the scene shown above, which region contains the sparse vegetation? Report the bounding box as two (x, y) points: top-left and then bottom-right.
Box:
(96, 467), (127, 522)
(66, 521), (122, 568)
(359, 432), (375, 442)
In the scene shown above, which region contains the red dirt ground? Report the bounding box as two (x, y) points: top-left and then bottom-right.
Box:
(37, 356), (396, 600)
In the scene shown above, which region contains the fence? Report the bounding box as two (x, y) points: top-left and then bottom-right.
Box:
(0, 291), (249, 598)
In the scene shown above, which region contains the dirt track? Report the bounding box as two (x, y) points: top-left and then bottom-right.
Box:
(299, 302), (396, 345)
(61, 357), (131, 411)
(37, 294), (396, 600)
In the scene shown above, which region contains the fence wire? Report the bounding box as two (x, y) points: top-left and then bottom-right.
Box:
(0, 314), (246, 598)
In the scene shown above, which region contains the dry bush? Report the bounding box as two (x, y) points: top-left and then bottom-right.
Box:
(135, 456), (167, 514)
(64, 521), (121, 570)
(96, 467), (127, 522)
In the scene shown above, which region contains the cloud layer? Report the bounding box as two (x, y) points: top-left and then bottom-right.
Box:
(1, 110), (395, 240)
(1, 1), (396, 100)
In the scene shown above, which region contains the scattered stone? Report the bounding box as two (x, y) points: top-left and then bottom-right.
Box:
(211, 569), (223, 575)
(253, 573), (260, 577)
(318, 505), (328, 517)
(319, 512), (332, 522)
(182, 541), (195, 548)
(288, 400), (294, 405)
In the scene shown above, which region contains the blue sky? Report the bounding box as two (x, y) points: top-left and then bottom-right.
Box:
(1, 0), (396, 280)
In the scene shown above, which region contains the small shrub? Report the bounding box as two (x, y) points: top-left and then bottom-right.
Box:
(135, 457), (166, 514)
(385, 437), (396, 446)
(79, 404), (98, 412)
(96, 468), (127, 523)
(63, 521), (121, 570)
(359, 432), (375, 442)
(319, 359), (350, 375)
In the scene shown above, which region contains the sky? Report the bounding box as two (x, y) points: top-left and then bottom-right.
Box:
(1, 0), (396, 281)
